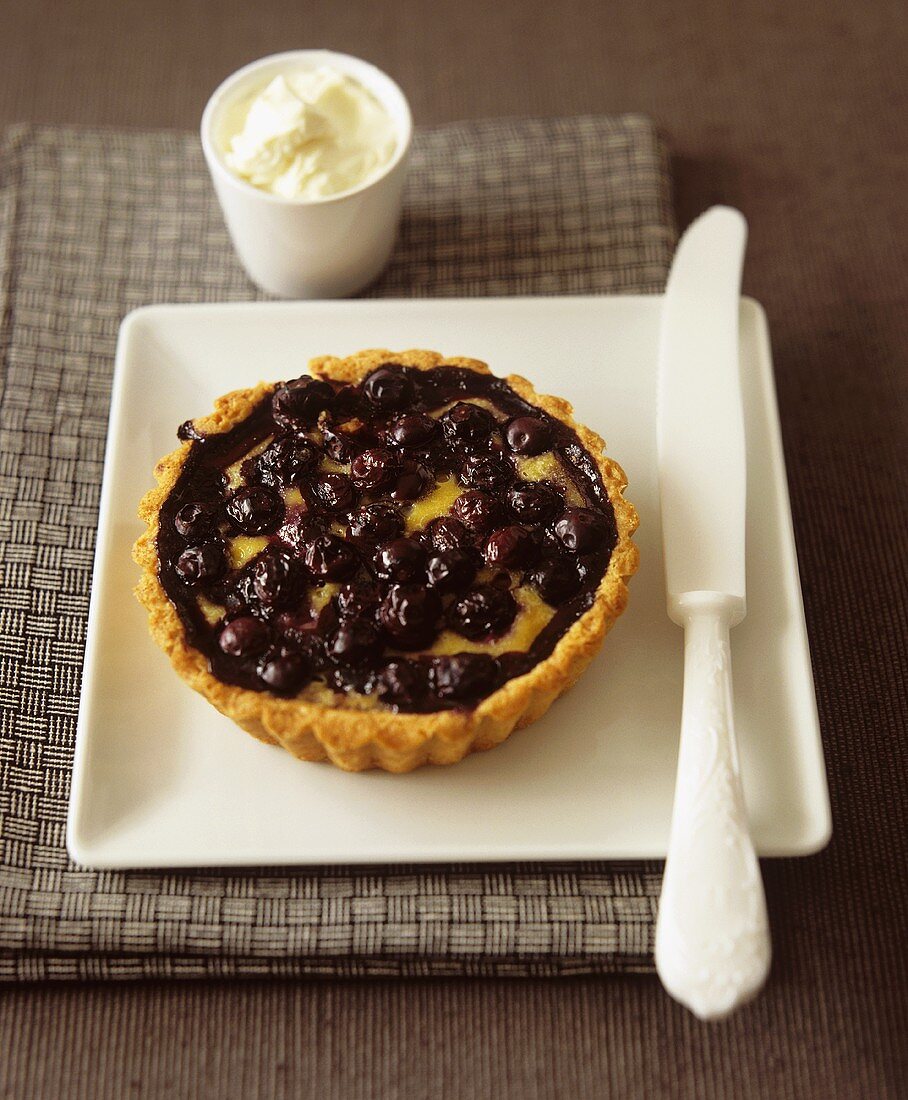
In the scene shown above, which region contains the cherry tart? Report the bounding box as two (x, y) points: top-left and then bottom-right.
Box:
(134, 349), (638, 772)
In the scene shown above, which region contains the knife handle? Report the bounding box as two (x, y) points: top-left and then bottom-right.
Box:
(655, 592), (771, 1020)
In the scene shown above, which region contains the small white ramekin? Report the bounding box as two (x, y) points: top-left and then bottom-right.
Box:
(201, 50), (412, 299)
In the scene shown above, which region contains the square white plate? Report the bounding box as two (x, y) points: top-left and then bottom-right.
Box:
(67, 297), (831, 868)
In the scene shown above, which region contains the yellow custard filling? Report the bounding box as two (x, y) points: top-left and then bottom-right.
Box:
(515, 451), (584, 506)
(404, 477), (463, 533)
(228, 534), (271, 570)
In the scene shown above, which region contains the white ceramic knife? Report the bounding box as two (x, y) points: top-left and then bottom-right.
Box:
(654, 206), (771, 1020)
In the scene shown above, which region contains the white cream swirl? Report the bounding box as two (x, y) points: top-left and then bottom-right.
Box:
(224, 67), (398, 200)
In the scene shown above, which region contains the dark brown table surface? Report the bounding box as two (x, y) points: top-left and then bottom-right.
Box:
(1, 1), (905, 1096)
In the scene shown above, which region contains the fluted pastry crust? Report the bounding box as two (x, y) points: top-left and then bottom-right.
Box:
(133, 349), (638, 772)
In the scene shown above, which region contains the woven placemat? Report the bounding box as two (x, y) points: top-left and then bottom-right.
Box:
(0, 118), (674, 980)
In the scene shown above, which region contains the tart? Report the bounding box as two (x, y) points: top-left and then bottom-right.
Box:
(134, 349), (638, 772)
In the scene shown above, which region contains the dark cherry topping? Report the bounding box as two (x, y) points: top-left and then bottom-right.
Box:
(304, 533), (358, 580)
(225, 485), (284, 535)
(251, 545), (302, 611)
(390, 461), (433, 502)
(375, 659), (427, 708)
(458, 454), (514, 494)
(331, 384), (368, 421)
(174, 501), (218, 541)
(350, 447), (398, 491)
(190, 467), (228, 502)
(320, 427), (349, 463)
(554, 508), (610, 554)
(507, 480), (562, 524)
(431, 654), (500, 704)
(505, 416), (552, 456)
(254, 436), (318, 488)
(388, 412), (438, 448)
(275, 610), (324, 659)
(373, 537), (426, 583)
(178, 419), (205, 442)
(452, 490), (505, 534)
(311, 472), (357, 514)
(496, 652), (533, 682)
(426, 516), (473, 553)
(484, 525), (535, 569)
(258, 651), (310, 696)
(379, 584), (442, 650)
(347, 502), (404, 542)
(272, 376), (334, 429)
(447, 584), (518, 640)
(362, 365), (414, 411)
(336, 582), (381, 621)
(525, 557), (583, 603)
(219, 615), (270, 658)
(426, 549), (477, 595)
(175, 541), (226, 585)
(328, 621), (383, 664)
(157, 364), (618, 710)
(441, 402), (496, 445)
(278, 511), (327, 555)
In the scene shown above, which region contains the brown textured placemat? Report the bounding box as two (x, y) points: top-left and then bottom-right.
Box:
(0, 118), (674, 980)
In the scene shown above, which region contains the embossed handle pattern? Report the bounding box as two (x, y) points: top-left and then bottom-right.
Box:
(656, 592), (771, 1020)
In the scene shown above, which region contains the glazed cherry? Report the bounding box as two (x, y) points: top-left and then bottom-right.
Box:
(336, 582), (381, 620)
(311, 472), (357, 514)
(271, 376), (334, 429)
(278, 511), (328, 555)
(504, 416), (552, 456)
(388, 413), (438, 448)
(274, 609), (323, 655)
(484, 525), (534, 569)
(177, 420), (204, 442)
(347, 502), (404, 542)
(452, 490), (504, 534)
(303, 533), (358, 580)
(375, 659), (427, 708)
(350, 447), (398, 491)
(331, 384), (368, 421)
(525, 556), (582, 603)
(254, 436), (318, 488)
(373, 537), (426, 583)
(218, 615), (270, 658)
(426, 550), (477, 595)
(225, 485), (284, 535)
(379, 584), (442, 650)
(175, 541), (226, 585)
(327, 621), (382, 664)
(390, 461), (433, 502)
(554, 508), (610, 554)
(258, 651), (309, 695)
(362, 365), (414, 411)
(440, 402), (496, 445)
(425, 516), (473, 553)
(251, 545), (301, 611)
(507, 481), (562, 524)
(320, 426), (352, 463)
(458, 454), (514, 494)
(174, 501), (217, 541)
(447, 584), (518, 640)
(431, 653), (500, 704)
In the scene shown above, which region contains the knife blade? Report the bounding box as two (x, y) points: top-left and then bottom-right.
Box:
(654, 206), (771, 1021)
(658, 205), (747, 610)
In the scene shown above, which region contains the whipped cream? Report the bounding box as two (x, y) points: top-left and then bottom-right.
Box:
(223, 67), (398, 200)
